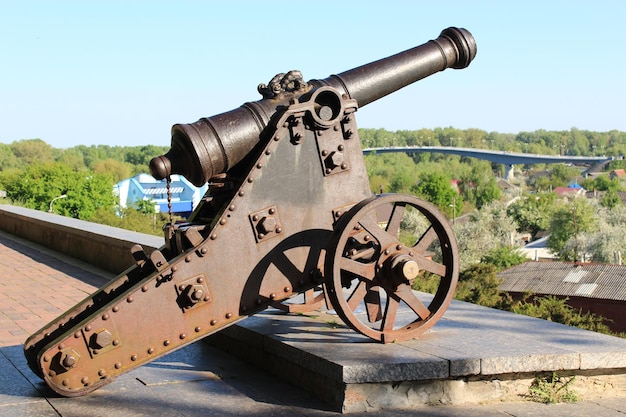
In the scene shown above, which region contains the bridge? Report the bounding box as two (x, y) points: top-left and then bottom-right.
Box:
(362, 146), (612, 180)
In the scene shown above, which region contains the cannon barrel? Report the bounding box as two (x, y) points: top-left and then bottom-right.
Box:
(150, 27), (476, 186)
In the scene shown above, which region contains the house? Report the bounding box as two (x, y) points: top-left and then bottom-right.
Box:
(609, 169), (626, 180)
(553, 186), (586, 199)
(115, 174), (209, 218)
(498, 261), (626, 333)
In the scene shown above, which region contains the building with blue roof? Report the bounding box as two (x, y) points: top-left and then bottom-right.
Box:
(114, 174), (208, 218)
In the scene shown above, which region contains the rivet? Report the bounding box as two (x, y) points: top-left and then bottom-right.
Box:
(164, 340), (170, 346)
(225, 313), (232, 319)
(179, 285), (186, 291)
(256, 163), (263, 169)
(318, 131), (323, 136)
(43, 355), (49, 362)
(273, 135), (280, 141)
(62, 379), (69, 386)
(238, 191), (245, 197)
(325, 168), (332, 174)
(172, 266), (178, 272)
(338, 144), (345, 151)
(112, 306), (120, 312)
(48, 370), (56, 377)
(396, 244), (402, 250)
(148, 348), (154, 354)
(334, 125), (339, 131)
(102, 313), (109, 320)
(270, 293), (277, 300)
(142, 285), (149, 292)
(180, 333), (186, 340)
(112, 339), (120, 346)
(98, 369), (106, 377)
(85, 325), (92, 332)
(275, 227), (282, 234)
(81, 376), (89, 385)
(74, 331), (81, 338)
(341, 163), (348, 170)
(201, 247), (208, 254)
(229, 204), (236, 211)
(210, 319), (217, 326)
(197, 277), (204, 283)
(58, 343), (65, 350)
(258, 233), (265, 239)
(219, 218), (227, 225)
(194, 326), (201, 333)
(247, 177), (254, 183)
(115, 362), (122, 369)
(409, 251), (414, 256)
(268, 208), (276, 215)
(252, 215), (259, 221)
(321, 150), (328, 156)
(131, 355), (137, 361)
(256, 298), (263, 305)
(265, 149), (271, 155)
(127, 296), (134, 303)
(385, 249), (390, 255)
(284, 286), (291, 293)
(203, 295), (210, 302)
(210, 233), (218, 240)
(364, 235), (371, 241)
(185, 255), (192, 262)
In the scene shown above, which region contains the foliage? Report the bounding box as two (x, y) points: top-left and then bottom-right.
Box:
(2, 163), (116, 220)
(573, 203), (626, 263)
(455, 263), (511, 309)
(506, 192), (557, 239)
(458, 160), (502, 209)
(454, 201), (519, 269)
(414, 171), (460, 217)
(480, 246), (527, 271)
(513, 295), (612, 334)
(88, 206), (166, 236)
(547, 197), (597, 261)
(527, 372), (578, 404)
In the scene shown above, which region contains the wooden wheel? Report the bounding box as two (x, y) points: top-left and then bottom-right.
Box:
(324, 194), (459, 343)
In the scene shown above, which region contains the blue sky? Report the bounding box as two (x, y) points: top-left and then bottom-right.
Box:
(2, 1), (625, 149)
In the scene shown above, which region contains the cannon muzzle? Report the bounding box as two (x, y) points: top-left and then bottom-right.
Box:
(150, 27), (476, 186)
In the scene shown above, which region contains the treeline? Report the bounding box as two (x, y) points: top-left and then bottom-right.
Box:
(0, 139), (169, 182)
(359, 127), (626, 157)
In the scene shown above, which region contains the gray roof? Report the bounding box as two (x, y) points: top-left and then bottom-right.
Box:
(498, 261), (626, 301)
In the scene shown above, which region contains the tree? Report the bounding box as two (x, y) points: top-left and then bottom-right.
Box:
(507, 192), (557, 239)
(455, 263), (511, 309)
(414, 172), (459, 217)
(4, 163), (116, 220)
(480, 246), (527, 271)
(454, 201), (519, 269)
(547, 198), (597, 261)
(10, 139), (55, 166)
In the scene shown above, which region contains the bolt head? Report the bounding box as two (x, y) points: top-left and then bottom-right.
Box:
(258, 216), (277, 234)
(93, 329), (113, 349)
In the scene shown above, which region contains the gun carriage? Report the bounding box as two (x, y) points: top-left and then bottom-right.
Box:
(25, 27), (476, 396)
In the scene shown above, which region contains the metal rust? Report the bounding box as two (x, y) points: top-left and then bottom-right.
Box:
(24, 27), (475, 397)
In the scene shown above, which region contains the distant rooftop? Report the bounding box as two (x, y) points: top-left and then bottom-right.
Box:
(498, 261), (626, 301)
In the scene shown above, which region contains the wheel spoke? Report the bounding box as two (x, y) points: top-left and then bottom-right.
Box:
(414, 226), (437, 254)
(381, 294), (399, 332)
(364, 287), (382, 322)
(347, 280), (368, 311)
(385, 202), (406, 237)
(339, 257), (376, 281)
(358, 215), (398, 249)
(415, 254), (447, 277)
(397, 284), (431, 320)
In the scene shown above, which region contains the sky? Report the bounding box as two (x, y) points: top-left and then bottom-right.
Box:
(2, 1), (626, 149)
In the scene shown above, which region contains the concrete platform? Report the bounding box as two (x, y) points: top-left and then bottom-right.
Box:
(1, 214), (626, 415)
(210, 297), (626, 412)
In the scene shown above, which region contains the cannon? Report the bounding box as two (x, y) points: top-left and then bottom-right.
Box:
(24, 27), (476, 397)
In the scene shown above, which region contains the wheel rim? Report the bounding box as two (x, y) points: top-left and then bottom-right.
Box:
(325, 194), (459, 343)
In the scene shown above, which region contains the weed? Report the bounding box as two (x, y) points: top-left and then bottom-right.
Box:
(527, 372), (579, 404)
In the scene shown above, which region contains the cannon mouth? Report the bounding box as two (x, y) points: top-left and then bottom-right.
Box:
(439, 27), (477, 69)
